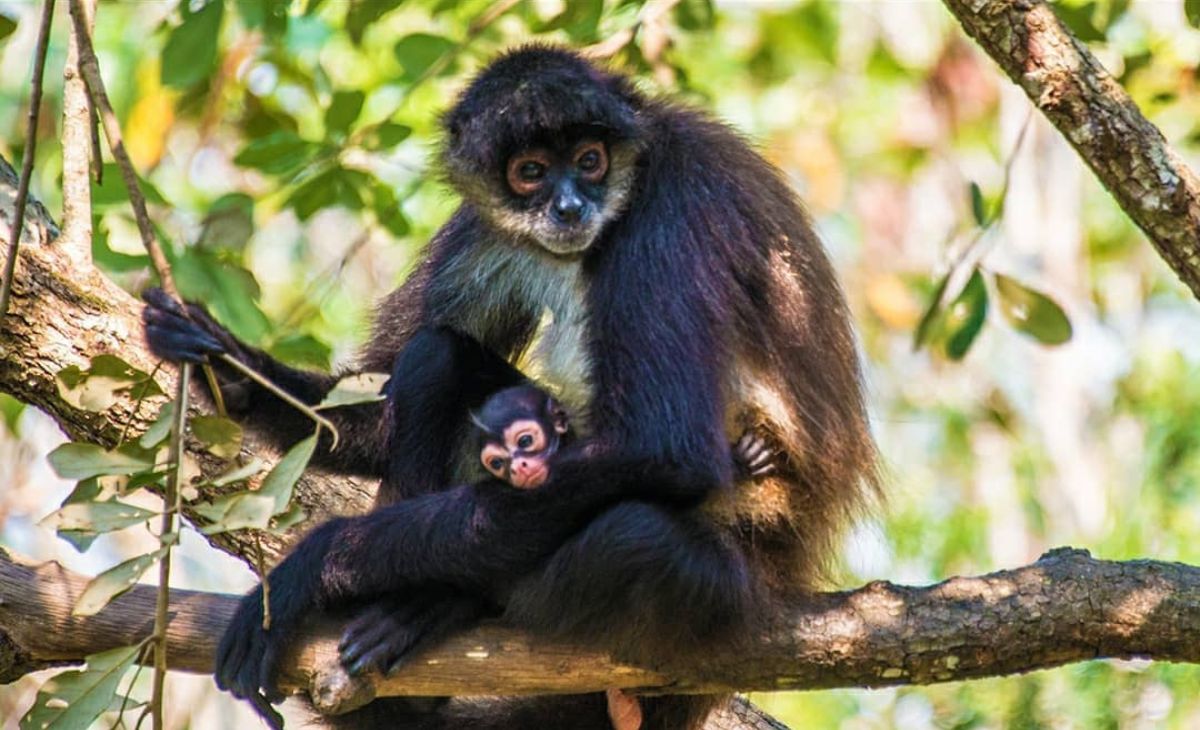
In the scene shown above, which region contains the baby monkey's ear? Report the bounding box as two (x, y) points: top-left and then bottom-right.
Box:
(547, 397), (570, 435)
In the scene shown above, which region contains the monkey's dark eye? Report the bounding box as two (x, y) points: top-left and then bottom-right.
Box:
(519, 162), (546, 181)
(577, 151), (600, 172)
(573, 142), (608, 183)
(517, 434), (534, 449)
(507, 151), (552, 196)
(489, 457), (504, 471)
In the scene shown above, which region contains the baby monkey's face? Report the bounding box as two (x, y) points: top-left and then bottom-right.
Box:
(481, 418), (555, 489)
(475, 385), (571, 490)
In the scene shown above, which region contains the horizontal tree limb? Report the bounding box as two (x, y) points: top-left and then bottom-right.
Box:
(2, 547), (1197, 715)
(942, 0), (1200, 300)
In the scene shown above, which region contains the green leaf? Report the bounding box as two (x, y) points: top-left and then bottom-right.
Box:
(161, 0), (225, 89)
(361, 122), (412, 151)
(197, 493), (276, 534)
(541, 0), (603, 42)
(73, 545), (172, 616)
(234, 131), (319, 175)
(268, 503), (308, 533)
(258, 434), (318, 513)
(268, 333), (332, 369)
(371, 179), (409, 237)
(325, 90), (365, 137)
(20, 644), (141, 730)
(994, 273), (1073, 345)
(209, 458), (267, 487)
(675, 0), (715, 30)
(316, 373), (388, 410)
(0, 15), (17, 45)
(235, 0), (289, 37)
(197, 193), (255, 251)
(172, 248), (272, 344)
(48, 443), (156, 480)
(55, 356), (163, 413)
(1188, 0), (1200, 28)
(0, 392), (25, 433)
(393, 34), (456, 83)
(346, 0), (403, 44)
(943, 270), (989, 360)
(40, 501), (157, 533)
(191, 415), (245, 459)
(285, 168), (339, 219)
(969, 181), (987, 227)
(912, 273), (950, 350)
(1050, 1), (1106, 42)
(139, 401), (176, 449)
(91, 164), (168, 208)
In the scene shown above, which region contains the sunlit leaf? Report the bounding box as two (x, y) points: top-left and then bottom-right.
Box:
(393, 33), (456, 83)
(675, 0), (715, 30)
(209, 458), (267, 487)
(235, 0), (289, 37)
(361, 122), (412, 151)
(48, 443), (156, 480)
(56, 356), (163, 413)
(943, 270), (988, 360)
(0, 15), (16, 45)
(191, 415), (245, 459)
(139, 402), (175, 450)
(19, 644), (141, 730)
(73, 544), (172, 616)
(325, 90), (365, 137)
(161, 0), (224, 89)
(541, 0), (603, 42)
(316, 373), (388, 410)
(234, 131), (319, 175)
(197, 493), (275, 534)
(994, 273), (1073, 345)
(268, 503), (308, 533)
(269, 333), (332, 369)
(0, 392), (25, 433)
(1189, 0), (1200, 28)
(969, 181), (987, 227)
(257, 434), (318, 512)
(913, 273), (950, 350)
(40, 501), (156, 533)
(346, 0), (403, 44)
(1050, 1), (1106, 42)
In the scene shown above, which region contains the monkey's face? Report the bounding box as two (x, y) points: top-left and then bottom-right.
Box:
(489, 134), (634, 255)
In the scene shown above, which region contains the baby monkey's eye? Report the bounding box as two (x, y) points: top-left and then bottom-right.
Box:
(489, 457), (505, 471)
(517, 434), (534, 449)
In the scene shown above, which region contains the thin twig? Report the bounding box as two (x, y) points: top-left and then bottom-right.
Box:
(67, 0), (178, 299)
(219, 353), (339, 449)
(150, 362), (189, 730)
(0, 0), (56, 321)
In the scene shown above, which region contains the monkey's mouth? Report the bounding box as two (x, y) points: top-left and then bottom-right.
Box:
(533, 216), (603, 255)
(510, 464), (549, 489)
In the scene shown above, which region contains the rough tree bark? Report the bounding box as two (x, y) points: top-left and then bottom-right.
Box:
(941, 0), (1200, 299)
(3, 548), (1198, 716)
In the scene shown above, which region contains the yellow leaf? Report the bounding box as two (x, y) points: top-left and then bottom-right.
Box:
(866, 273), (921, 330)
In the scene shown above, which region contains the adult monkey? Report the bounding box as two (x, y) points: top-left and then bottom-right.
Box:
(143, 46), (878, 729)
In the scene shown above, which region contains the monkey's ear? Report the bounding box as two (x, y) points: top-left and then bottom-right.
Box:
(551, 407), (570, 435)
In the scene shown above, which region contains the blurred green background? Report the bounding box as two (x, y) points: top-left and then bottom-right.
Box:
(3, 0), (1200, 727)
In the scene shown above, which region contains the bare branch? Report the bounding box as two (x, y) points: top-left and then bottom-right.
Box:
(59, 0), (95, 267)
(942, 0), (1200, 300)
(0, 0), (56, 320)
(2, 548), (1197, 713)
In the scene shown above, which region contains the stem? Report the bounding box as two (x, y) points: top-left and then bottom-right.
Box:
(218, 353), (340, 449)
(151, 362), (190, 730)
(0, 0), (56, 321)
(67, 0), (178, 298)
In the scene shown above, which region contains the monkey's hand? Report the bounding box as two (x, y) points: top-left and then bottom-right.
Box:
(733, 431), (778, 479)
(141, 287), (235, 364)
(214, 584), (288, 730)
(339, 593), (489, 676)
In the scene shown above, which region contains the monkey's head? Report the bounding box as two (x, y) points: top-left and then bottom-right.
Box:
(441, 45), (646, 255)
(473, 384), (571, 490)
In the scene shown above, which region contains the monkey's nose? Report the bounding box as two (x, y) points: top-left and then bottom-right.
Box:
(551, 195), (584, 224)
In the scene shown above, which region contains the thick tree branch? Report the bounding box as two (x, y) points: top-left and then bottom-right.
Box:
(1, 547), (1197, 714)
(942, 0), (1200, 300)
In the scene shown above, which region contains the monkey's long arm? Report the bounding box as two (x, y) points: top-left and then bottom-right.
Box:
(214, 449), (705, 715)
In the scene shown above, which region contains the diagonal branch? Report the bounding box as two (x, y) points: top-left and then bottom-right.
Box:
(941, 0), (1200, 300)
(1, 547), (1197, 715)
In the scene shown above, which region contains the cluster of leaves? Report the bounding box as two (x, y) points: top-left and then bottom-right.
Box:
(914, 182), (1072, 361)
(20, 353), (383, 727)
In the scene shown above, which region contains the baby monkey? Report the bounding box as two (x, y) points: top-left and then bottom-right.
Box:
(474, 384), (778, 490)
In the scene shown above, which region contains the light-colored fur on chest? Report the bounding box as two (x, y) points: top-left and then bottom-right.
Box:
(456, 242), (594, 429)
